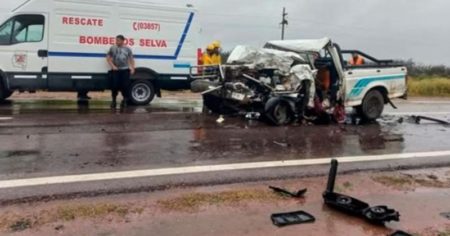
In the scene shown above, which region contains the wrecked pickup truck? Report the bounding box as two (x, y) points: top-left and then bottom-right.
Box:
(191, 38), (407, 125)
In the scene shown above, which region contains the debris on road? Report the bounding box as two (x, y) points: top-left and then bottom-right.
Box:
(323, 159), (400, 224)
(271, 210), (315, 227)
(273, 140), (291, 148)
(412, 115), (449, 125)
(269, 186), (307, 198)
(440, 212), (450, 220)
(216, 115), (225, 124)
(245, 112), (261, 120)
(389, 230), (412, 236)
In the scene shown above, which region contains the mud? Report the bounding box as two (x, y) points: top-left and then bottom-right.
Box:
(0, 168), (449, 236)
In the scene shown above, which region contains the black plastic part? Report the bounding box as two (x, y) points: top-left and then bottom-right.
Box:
(269, 186), (307, 198)
(363, 206), (400, 224)
(271, 210), (316, 227)
(413, 116), (450, 125)
(323, 159), (400, 224)
(37, 49), (48, 58)
(389, 230), (412, 236)
(323, 192), (370, 216)
(326, 159), (338, 193)
(440, 212), (450, 220)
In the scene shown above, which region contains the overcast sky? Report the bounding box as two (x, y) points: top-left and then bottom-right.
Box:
(1, 0), (448, 65)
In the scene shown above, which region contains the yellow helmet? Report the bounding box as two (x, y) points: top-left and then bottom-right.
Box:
(207, 44), (215, 51)
(212, 40), (221, 48)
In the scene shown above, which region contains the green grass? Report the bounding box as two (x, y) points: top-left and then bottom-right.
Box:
(408, 77), (450, 97)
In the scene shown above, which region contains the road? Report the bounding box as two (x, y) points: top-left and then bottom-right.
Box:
(0, 97), (449, 204)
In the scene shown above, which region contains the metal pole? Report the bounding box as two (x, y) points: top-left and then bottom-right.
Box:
(281, 7), (288, 40)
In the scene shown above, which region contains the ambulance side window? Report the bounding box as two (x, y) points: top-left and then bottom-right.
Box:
(0, 14), (44, 45)
(0, 20), (13, 45)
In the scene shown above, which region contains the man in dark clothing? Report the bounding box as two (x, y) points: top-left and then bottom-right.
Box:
(106, 35), (135, 108)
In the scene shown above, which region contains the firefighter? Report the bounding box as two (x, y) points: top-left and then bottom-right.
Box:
(349, 53), (365, 66)
(202, 44), (215, 66)
(211, 40), (222, 65)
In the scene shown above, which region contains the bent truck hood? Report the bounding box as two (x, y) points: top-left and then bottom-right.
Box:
(227, 45), (306, 75)
(264, 37), (331, 53)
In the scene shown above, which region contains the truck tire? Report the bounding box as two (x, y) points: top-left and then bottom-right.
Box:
(0, 83), (13, 102)
(265, 101), (293, 126)
(129, 80), (155, 106)
(356, 90), (385, 121)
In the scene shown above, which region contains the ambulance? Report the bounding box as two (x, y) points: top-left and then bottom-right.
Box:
(0, 0), (202, 105)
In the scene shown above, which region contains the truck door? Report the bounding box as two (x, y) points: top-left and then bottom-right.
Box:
(0, 14), (48, 90)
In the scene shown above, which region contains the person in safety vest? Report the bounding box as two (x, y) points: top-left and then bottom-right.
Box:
(202, 44), (215, 66)
(211, 40), (222, 65)
(349, 53), (365, 66)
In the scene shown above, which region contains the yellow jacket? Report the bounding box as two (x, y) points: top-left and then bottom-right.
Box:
(211, 54), (222, 65)
(202, 53), (214, 65)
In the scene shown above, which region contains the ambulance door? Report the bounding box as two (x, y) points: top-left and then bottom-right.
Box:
(0, 14), (48, 90)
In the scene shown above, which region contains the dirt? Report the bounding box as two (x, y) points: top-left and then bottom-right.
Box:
(0, 168), (449, 236)
(372, 169), (450, 190)
(157, 189), (288, 212)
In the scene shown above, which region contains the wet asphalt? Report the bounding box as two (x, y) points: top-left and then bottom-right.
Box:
(0, 98), (449, 202)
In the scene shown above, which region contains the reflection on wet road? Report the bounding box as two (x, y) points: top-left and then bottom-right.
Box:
(0, 99), (449, 180)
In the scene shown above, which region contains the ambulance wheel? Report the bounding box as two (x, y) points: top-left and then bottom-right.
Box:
(0, 83), (13, 102)
(356, 89), (384, 121)
(129, 80), (155, 106)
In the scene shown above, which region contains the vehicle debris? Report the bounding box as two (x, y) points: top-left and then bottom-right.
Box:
(271, 210), (315, 227)
(412, 115), (450, 125)
(245, 112), (261, 120)
(389, 230), (412, 236)
(269, 186), (307, 198)
(273, 141), (291, 148)
(192, 38), (408, 126)
(440, 212), (450, 220)
(216, 115), (225, 124)
(323, 159), (400, 224)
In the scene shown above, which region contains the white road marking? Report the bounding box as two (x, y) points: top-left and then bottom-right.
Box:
(386, 112), (450, 116)
(0, 150), (450, 189)
(0, 117), (13, 121)
(408, 101), (450, 105)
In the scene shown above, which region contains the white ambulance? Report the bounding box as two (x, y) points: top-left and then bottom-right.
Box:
(0, 0), (202, 105)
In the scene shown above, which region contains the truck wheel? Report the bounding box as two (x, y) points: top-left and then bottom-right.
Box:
(266, 101), (293, 126)
(0, 83), (13, 102)
(129, 80), (155, 106)
(357, 90), (385, 121)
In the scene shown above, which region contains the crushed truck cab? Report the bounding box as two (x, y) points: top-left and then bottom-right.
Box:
(194, 38), (407, 125)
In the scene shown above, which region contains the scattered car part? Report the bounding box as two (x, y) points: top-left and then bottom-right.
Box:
(245, 112), (261, 120)
(389, 230), (412, 236)
(323, 159), (400, 224)
(269, 186), (307, 198)
(387, 97), (398, 109)
(440, 212), (450, 220)
(271, 210), (315, 227)
(216, 115), (225, 124)
(273, 141), (290, 148)
(413, 116), (449, 125)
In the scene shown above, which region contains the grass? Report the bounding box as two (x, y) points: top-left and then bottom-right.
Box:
(55, 203), (131, 221)
(157, 189), (287, 212)
(408, 77), (450, 97)
(0, 203), (143, 232)
(438, 231), (450, 236)
(372, 174), (448, 190)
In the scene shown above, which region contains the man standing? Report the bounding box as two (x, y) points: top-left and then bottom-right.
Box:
(106, 35), (135, 109)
